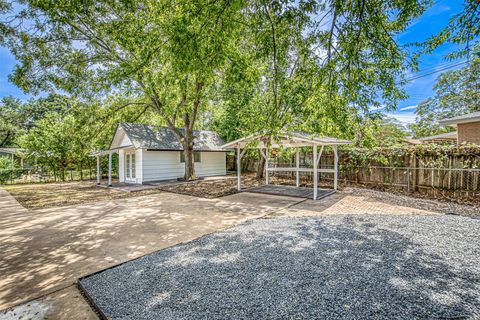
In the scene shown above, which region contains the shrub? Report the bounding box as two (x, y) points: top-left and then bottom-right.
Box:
(0, 156), (15, 184)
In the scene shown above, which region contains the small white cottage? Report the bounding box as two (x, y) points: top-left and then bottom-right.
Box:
(94, 123), (227, 185)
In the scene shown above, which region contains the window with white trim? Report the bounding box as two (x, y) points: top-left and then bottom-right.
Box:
(180, 151), (201, 163)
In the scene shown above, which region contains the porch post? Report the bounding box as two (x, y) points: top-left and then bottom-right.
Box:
(96, 155), (100, 185)
(108, 152), (112, 187)
(334, 145), (339, 190)
(295, 148), (300, 187)
(265, 147), (269, 185)
(313, 144), (318, 200)
(237, 145), (241, 191)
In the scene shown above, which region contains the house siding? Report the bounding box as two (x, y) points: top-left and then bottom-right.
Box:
(142, 150), (226, 182)
(457, 122), (480, 144)
(195, 152), (227, 177)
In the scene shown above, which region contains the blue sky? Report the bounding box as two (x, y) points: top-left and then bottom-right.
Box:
(387, 0), (466, 125)
(0, 0), (469, 126)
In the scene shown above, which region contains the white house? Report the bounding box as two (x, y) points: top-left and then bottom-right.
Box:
(94, 123), (227, 185)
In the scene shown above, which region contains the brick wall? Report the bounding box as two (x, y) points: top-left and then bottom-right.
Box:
(457, 121), (480, 144)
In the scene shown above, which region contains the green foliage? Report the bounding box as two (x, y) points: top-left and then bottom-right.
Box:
(0, 94), (70, 147)
(422, 0), (479, 60)
(0, 156), (15, 184)
(341, 143), (480, 169)
(13, 95), (154, 180)
(355, 116), (409, 148)
(410, 58), (480, 137)
(211, 0), (429, 145)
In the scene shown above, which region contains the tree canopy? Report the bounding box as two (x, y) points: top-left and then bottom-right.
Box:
(2, 0), (472, 172)
(410, 57), (480, 137)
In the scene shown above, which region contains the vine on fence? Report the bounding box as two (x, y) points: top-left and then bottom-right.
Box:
(340, 143), (480, 169)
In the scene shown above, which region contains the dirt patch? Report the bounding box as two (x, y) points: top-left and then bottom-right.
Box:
(3, 181), (163, 210)
(158, 176), (263, 198)
(158, 174), (340, 199)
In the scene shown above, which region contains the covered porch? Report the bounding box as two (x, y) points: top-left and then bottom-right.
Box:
(90, 147), (125, 187)
(221, 132), (351, 200)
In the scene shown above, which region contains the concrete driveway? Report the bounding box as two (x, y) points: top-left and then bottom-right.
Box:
(0, 189), (301, 319)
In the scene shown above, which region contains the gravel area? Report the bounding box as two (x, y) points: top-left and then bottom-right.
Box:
(80, 215), (480, 319)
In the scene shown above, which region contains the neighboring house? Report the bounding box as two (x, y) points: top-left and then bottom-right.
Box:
(0, 147), (25, 167)
(97, 123), (227, 185)
(0, 147), (18, 159)
(439, 111), (480, 145)
(417, 131), (458, 144)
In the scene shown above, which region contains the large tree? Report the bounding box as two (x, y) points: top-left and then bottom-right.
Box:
(213, 0), (429, 143)
(410, 57), (480, 137)
(0, 94), (71, 147)
(0, 0), (244, 180)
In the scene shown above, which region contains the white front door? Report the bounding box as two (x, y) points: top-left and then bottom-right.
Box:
(125, 152), (136, 183)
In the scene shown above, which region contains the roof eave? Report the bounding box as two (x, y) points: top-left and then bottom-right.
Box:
(440, 117), (480, 126)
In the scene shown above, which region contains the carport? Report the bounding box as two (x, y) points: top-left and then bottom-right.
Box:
(221, 132), (351, 200)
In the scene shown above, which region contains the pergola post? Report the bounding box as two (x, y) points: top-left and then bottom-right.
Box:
(313, 144), (318, 200)
(295, 148), (300, 187)
(96, 155), (100, 185)
(265, 147), (269, 185)
(108, 152), (112, 187)
(237, 145), (241, 191)
(333, 145), (339, 190)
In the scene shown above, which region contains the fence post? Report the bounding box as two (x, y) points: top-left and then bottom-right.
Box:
(407, 167), (410, 193)
(410, 154), (418, 192)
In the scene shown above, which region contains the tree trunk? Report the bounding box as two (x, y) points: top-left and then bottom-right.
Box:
(256, 149), (265, 179)
(182, 127), (196, 181)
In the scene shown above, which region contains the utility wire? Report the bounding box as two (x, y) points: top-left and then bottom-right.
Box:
(403, 60), (468, 83)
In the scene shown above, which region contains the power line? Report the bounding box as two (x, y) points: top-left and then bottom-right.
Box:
(404, 60), (468, 83)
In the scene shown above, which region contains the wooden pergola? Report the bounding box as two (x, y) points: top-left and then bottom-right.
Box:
(221, 132), (351, 200)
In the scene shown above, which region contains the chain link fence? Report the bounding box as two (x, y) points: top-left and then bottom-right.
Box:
(0, 168), (118, 185)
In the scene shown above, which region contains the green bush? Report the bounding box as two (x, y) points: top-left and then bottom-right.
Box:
(0, 156), (15, 184)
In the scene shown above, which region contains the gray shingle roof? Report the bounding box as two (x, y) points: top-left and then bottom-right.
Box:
(440, 111), (480, 125)
(419, 131), (457, 141)
(119, 123), (226, 151)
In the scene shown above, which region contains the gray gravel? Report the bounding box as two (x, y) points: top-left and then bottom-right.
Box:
(80, 215), (480, 319)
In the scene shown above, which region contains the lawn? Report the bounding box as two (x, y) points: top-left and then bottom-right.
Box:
(1, 176), (264, 209)
(2, 181), (162, 209)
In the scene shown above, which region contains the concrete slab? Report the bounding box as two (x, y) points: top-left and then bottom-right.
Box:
(245, 185), (334, 199)
(220, 191), (304, 209)
(0, 188), (27, 213)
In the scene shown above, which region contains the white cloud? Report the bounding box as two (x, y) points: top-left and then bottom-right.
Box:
(399, 105), (418, 111)
(385, 112), (417, 125)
